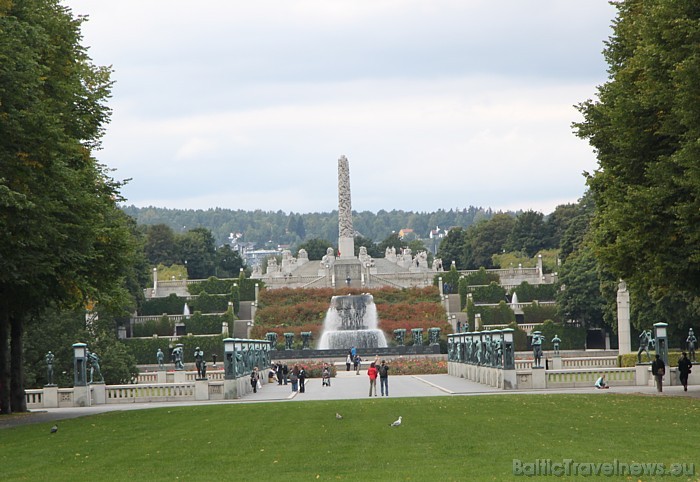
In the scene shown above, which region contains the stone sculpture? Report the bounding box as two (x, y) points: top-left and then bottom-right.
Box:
(551, 334), (561, 356)
(637, 330), (653, 363)
(156, 348), (164, 369)
(532, 331), (544, 368)
(87, 350), (103, 383)
(45, 351), (55, 385)
(687, 328), (697, 362)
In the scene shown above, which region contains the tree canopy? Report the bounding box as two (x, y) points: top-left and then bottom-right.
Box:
(575, 0), (700, 333)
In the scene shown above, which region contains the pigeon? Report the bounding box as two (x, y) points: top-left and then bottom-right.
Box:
(389, 416), (402, 427)
(336, 412), (343, 420)
(50, 424), (58, 433)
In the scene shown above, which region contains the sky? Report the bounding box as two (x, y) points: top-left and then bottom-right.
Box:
(63, 1), (617, 215)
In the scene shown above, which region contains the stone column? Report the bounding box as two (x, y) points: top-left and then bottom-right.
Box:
(616, 280), (631, 354)
(337, 156), (355, 259)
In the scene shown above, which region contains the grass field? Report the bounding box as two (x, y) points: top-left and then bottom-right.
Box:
(1, 394), (699, 481)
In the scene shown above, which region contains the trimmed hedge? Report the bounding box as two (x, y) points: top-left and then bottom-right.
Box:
(521, 302), (561, 324)
(471, 282), (507, 303)
(122, 335), (226, 365)
(537, 319), (586, 350)
(618, 351), (685, 368)
(511, 281), (557, 302)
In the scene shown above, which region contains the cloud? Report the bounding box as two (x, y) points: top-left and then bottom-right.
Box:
(65, 0), (616, 214)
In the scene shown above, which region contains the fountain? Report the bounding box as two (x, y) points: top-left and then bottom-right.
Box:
(317, 294), (388, 349)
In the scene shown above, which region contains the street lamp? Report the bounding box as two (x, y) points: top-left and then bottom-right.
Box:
(73, 343), (88, 386)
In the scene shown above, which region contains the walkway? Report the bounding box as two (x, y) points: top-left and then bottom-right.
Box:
(1, 372), (697, 429)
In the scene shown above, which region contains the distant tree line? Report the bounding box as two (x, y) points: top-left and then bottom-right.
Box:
(121, 205), (506, 249)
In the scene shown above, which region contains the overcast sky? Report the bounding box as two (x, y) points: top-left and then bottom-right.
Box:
(63, 1), (616, 215)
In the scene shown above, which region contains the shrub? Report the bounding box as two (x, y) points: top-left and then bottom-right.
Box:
(537, 319), (586, 350)
(522, 302), (561, 324)
(512, 281), (557, 302)
(470, 301), (515, 326)
(471, 282), (506, 303)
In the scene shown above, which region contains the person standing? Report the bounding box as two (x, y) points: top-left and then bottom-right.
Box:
(346, 353), (352, 372)
(290, 364), (300, 392)
(368, 362), (378, 397)
(678, 352), (692, 392)
(250, 367), (260, 393)
(299, 366), (307, 393)
(282, 363), (289, 385)
(379, 360), (389, 396)
(355, 354), (362, 375)
(651, 354), (665, 393)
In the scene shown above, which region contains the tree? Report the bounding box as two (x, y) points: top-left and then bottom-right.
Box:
(353, 235), (380, 258)
(436, 228), (466, 269)
(215, 244), (244, 278)
(466, 214), (516, 268)
(178, 228), (216, 279)
(556, 247), (606, 329)
(0, 1), (138, 412)
(574, 0), (700, 333)
(143, 224), (178, 266)
(296, 238), (333, 260)
(505, 210), (546, 257)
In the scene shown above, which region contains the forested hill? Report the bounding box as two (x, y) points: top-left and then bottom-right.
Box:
(120, 205), (507, 248)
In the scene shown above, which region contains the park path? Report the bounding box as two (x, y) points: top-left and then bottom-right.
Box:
(1, 372), (697, 430)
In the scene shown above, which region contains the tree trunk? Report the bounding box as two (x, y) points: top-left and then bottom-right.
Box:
(0, 308), (10, 414)
(10, 314), (27, 413)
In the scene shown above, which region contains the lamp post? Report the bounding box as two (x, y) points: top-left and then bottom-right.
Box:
(654, 322), (669, 366)
(503, 329), (515, 370)
(73, 343), (88, 387)
(224, 338), (235, 379)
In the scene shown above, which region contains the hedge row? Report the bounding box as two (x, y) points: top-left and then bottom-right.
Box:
(122, 335), (226, 365)
(187, 276), (263, 300)
(141, 293), (230, 316)
(133, 313), (231, 337)
(618, 351), (686, 368)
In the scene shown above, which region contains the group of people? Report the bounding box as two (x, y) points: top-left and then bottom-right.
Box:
(367, 359), (390, 397)
(345, 347), (363, 374)
(594, 352), (693, 392)
(266, 362), (310, 393)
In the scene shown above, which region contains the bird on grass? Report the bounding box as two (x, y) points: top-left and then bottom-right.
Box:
(335, 412), (343, 420)
(389, 416), (402, 427)
(50, 425), (58, 434)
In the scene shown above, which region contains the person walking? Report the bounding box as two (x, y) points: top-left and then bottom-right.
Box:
(346, 353), (352, 372)
(678, 352), (692, 392)
(367, 362), (378, 397)
(276, 362), (283, 385)
(651, 354), (665, 393)
(299, 366), (307, 393)
(355, 354), (363, 375)
(250, 367), (260, 394)
(379, 360), (390, 396)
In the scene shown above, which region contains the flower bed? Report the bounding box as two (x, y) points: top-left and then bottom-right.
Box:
(378, 356), (448, 375)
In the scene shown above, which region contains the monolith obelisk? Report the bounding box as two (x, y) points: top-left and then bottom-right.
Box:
(337, 156), (355, 259)
(334, 156), (362, 288)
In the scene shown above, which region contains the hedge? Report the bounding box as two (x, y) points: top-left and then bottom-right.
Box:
(122, 335), (226, 365)
(521, 302), (561, 324)
(511, 281), (557, 302)
(618, 351), (686, 368)
(536, 319), (586, 350)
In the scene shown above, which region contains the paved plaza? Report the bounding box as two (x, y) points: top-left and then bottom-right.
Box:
(1, 370), (697, 430)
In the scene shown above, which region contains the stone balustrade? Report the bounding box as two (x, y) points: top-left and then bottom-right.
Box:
(106, 383), (195, 403)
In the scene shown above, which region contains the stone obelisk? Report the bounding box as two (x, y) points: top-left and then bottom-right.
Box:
(334, 156), (362, 288)
(337, 155), (355, 259)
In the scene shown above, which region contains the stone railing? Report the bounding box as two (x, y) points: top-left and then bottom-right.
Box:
(132, 312), (228, 324)
(546, 368), (636, 388)
(106, 383), (195, 403)
(514, 356), (618, 371)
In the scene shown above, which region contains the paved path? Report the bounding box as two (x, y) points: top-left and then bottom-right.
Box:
(1, 372), (698, 430)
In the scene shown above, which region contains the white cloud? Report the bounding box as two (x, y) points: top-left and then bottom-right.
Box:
(64, 0), (615, 215)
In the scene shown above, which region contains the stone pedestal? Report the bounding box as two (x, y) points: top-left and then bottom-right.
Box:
(532, 367), (546, 389)
(551, 355), (562, 370)
(617, 281), (631, 354)
(333, 258), (363, 289)
(73, 386), (90, 407)
(503, 370), (517, 390)
(157, 371), (167, 383)
(173, 370), (187, 383)
(91, 383), (106, 404)
(195, 380), (209, 401)
(223, 379), (238, 400)
(635, 363), (650, 386)
(44, 385), (59, 408)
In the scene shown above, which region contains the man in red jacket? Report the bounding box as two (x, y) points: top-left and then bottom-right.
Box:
(368, 362), (378, 397)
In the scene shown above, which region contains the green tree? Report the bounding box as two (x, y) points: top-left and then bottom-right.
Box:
(215, 244), (244, 278)
(178, 228), (216, 279)
(296, 238), (334, 260)
(466, 214), (515, 269)
(556, 247), (606, 329)
(436, 228), (466, 269)
(143, 224), (178, 266)
(0, 0), (138, 412)
(574, 0), (700, 333)
(377, 232), (403, 256)
(505, 210), (546, 257)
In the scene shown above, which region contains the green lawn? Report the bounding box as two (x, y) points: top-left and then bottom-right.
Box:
(1, 394), (699, 481)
